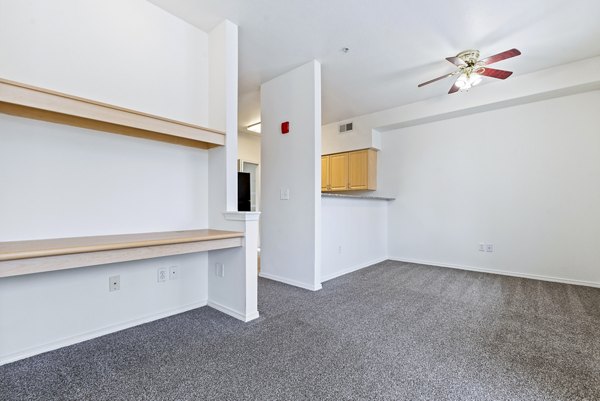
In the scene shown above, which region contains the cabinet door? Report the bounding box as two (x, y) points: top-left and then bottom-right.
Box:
(348, 150), (369, 190)
(329, 153), (349, 191)
(321, 156), (330, 191)
(348, 149), (377, 190)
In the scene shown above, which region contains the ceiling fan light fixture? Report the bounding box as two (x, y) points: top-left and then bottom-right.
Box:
(455, 75), (468, 89)
(456, 73), (482, 91)
(418, 48), (521, 94)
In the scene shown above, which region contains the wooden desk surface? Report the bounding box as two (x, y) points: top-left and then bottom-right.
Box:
(0, 229), (244, 261)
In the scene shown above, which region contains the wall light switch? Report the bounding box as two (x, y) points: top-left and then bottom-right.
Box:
(169, 266), (179, 280)
(215, 263), (225, 278)
(486, 244), (494, 253)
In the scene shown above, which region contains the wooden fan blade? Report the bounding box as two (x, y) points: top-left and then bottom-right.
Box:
(418, 72), (456, 87)
(478, 67), (513, 80)
(446, 56), (466, 66)
(478, 48), (521, 66)
(448, 76), (461, 94)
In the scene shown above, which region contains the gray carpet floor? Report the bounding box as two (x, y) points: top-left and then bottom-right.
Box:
(1, 260), (600, 401)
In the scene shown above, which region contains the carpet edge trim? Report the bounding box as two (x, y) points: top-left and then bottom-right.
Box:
(389, 257), (600, 288)
(321, 256), (389, 282)
(258, 272), (322, 291)
(207, 300), (259, 322)
(0, 299), (208, 366)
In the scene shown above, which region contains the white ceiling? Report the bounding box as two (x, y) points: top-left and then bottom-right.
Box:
(150, 0), (600, 132)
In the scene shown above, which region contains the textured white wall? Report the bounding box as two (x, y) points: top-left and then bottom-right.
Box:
(322, 119), (380, 155)
(0, 117), (209, 241)
(0, 252), (208, 365)
(238, 132), (261, 164)
(383, 91), (600, 286)
(0, 0), (209, 125)
(260, 61), (322, 290)
(0, 0), (211, 364)
(321, 197), (388, 282)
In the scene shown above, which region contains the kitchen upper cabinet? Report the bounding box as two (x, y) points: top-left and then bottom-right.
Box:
(329, 153), (349, 191)
(321, 148), (377, 192)
(348, 149), (377, 190)
(321, 155), (330, 191)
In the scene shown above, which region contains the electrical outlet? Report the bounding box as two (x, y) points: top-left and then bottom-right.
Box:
(280, 188), (290, 200)
(479, 243), (485, 252)
(169, 265), (179, 280)
(109, 275), (120, 292)
(157, 267), (168, 283)
(486, 244), (494, 253)
(215, 263), (225, 278)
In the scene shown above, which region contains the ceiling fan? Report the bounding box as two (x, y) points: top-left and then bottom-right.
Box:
(418, 48), (521, 94)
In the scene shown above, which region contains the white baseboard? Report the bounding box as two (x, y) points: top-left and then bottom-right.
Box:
(321, 256), (388, 282)
(258, 272), (322, 291)
(207, 300), (259, 322)
(389, 257), (600, 288)
(0, 300), (208, 366)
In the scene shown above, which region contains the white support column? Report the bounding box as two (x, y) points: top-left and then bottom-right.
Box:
(205, 20), (260, 322)
(259, 60), (322, 291)
(208, 20), (238, 220)
(208, 212), (260, 322)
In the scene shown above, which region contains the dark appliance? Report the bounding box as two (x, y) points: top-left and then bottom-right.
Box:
(238, 172), (251, 211)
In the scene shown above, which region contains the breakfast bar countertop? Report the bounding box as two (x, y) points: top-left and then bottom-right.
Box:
(321, 193), (395, 201)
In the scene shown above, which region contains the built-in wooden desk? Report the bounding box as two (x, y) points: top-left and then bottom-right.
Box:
(0, 229), (244, 278)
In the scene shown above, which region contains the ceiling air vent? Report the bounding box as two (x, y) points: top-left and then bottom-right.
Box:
(338, 122), (353, 133)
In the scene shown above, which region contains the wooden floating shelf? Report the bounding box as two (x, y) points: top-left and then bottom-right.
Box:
(0, 229), (244, 278)
(0, 78), (225, 149)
